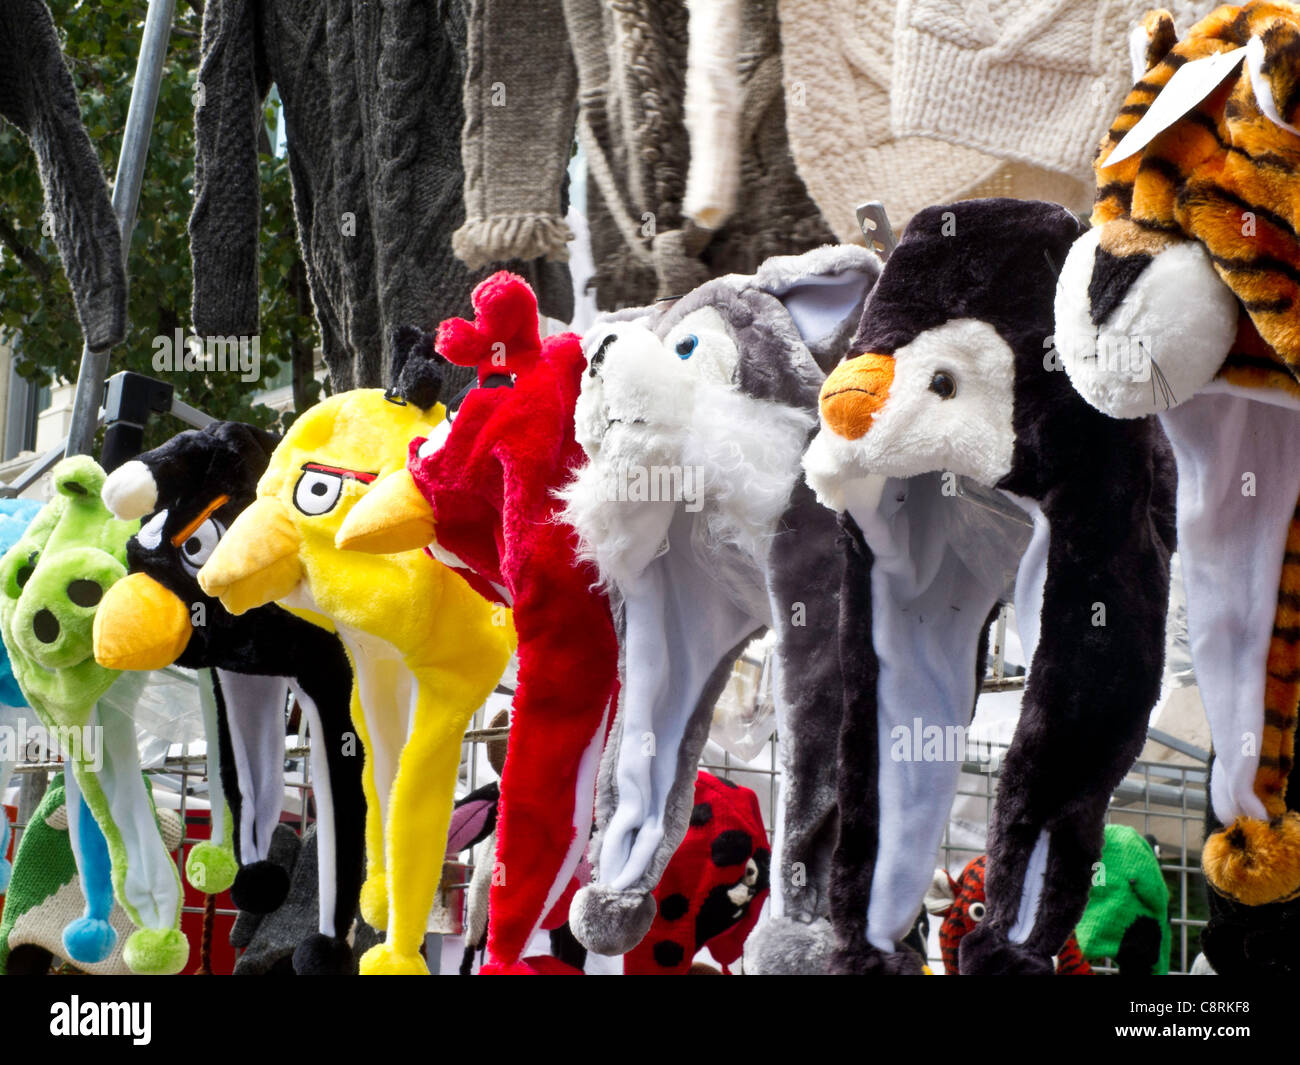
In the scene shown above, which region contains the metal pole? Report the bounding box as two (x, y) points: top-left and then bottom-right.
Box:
(64, 0), (176, 458)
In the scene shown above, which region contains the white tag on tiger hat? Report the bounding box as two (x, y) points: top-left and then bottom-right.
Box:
(1102, 46), (1247, 168)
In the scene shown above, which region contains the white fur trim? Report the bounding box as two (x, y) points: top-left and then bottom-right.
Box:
(1055, 227), (1238, 418)
(102, 460), (158, 520)
(562, 313), (811, 591)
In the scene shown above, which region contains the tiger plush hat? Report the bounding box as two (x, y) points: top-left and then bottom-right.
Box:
(1054, 2), (1300, 910)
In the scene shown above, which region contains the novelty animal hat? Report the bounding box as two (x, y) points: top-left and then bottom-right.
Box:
(0, 773), (184, 975)
(93, 421), (365, 975)
(337, 272), (619, 975)
(804, 199), (1176, 974)
(1054, 2), (1300, 912)
(624, 771), (770, 975)
(929, 856), (1092, 975)
(197, 374), (514, 975)
(561, 243), (882, 972)
(1075, 825), (1171, 974)
(0, 457), (187, 974)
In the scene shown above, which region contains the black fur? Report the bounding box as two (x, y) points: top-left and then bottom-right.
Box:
(845, 200), (1177, 974)
(125, 422), (365, 973)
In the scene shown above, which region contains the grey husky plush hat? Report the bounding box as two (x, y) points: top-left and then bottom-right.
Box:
(562, 242), (881, 972)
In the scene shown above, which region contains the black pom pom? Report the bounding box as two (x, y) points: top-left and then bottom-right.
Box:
(387, 326), (445, 411)
(292, 933), (355, 975)
(231, 859), (290, 914)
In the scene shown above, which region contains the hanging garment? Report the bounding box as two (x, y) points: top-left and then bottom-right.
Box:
(189, 0), (573, 392)
(0, 0), (126, 353)
(775, 0), (1090, 240)
(462, 0), (832, 312)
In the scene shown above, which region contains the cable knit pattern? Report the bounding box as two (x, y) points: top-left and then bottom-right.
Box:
(889, 0), (1225, 182)
(0, 0), (127, 353)
(568, 0), (833, 309)
(777, 0), (1089, 240)
(453, 0), (576, 268)
(190, 0), (573, 392)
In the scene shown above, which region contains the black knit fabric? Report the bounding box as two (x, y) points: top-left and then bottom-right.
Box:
(0, 0), (127, 353)
(190, 0), (572, 393)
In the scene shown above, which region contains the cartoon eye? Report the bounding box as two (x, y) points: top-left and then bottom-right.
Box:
(416, 421), (453, 460)
(67, 579), (103, 607)
(293, 469), (344, 516)
(675, 334), (699, 359)
(15, 551), (37, 590)
(178, 518), (223, 575)
(929, 371), (956, 399)
(968, 901), (986, 922)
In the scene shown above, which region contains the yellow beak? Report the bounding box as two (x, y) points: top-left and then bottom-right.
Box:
(197, 497), (303, 615)
(335, 469), (436, 554)
(93, 572), (193, 670)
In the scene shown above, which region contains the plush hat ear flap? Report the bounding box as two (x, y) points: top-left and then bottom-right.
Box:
(387, 326), (446, 412)
(1129, 9), (1178, 82)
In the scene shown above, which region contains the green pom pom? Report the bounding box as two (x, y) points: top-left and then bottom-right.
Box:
(186, 841), (238, 894)
(123, 928), (189, 975)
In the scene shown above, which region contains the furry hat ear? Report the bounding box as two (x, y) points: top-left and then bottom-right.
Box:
(208, 421), (281, 468)
(1129, 9), (1178, 83)
(753, 245), (882, 372)
(388, 326), (446, 412)
(1246, 18), (1300, 134)
(437, 271), (543, 382)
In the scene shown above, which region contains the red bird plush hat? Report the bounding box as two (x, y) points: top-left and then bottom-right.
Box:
(338, 272), (619, 974)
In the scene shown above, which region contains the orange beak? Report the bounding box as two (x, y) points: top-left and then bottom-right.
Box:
(819, 353), (895, 440)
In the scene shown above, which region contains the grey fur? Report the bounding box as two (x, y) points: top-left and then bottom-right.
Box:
(570, 243), (880, 972)
(744, 915), (835, 975)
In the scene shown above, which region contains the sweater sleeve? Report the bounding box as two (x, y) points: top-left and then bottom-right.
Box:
(0, 0), (127, 353)
(682, 0), (742, 231)
(189, 0), (271, 340)
(451, 0), (577, 268)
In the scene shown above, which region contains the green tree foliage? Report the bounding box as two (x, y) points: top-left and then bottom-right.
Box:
(0, 0), (320, 441)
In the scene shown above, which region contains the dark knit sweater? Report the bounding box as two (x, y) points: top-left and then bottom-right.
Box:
(190, 0), (571, 392)
(0, 0), (126, 353)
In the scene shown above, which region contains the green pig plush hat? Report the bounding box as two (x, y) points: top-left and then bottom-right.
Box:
(0, 457), (187, 974)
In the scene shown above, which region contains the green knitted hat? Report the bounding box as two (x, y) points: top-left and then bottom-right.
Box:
(0, 773), (183, 975)
(1075, 824), (1171, 974)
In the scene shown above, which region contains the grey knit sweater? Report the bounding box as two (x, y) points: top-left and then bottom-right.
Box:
(564, 0), (834, 308)
(190, 0), (572, 392)
(0, 0), (127, 353)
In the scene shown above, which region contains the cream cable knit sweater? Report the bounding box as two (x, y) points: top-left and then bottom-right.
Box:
(890, 0), (1224, 183)
(778, 0), (1089, 240)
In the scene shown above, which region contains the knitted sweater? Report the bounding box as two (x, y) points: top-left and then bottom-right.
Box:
(890, 0), (1225, 184)
(777, 0), (1090, 240)
(190, 0), (572, 393)
(0, 0), (126, 353)
(564, 0), (834, 309)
